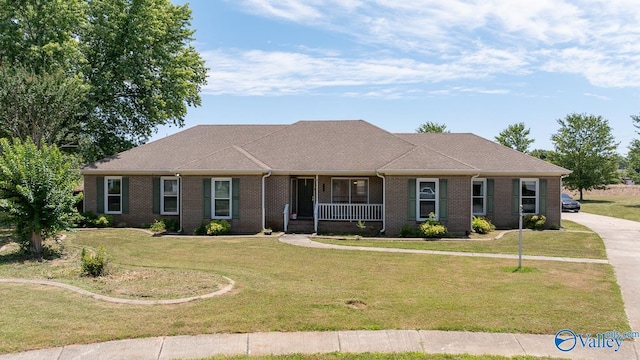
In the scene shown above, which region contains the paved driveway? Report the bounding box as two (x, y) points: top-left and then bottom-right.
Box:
(563, 212), (640, 332)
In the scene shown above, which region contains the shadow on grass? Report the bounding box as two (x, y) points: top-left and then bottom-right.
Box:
(580, 199), (614, 204)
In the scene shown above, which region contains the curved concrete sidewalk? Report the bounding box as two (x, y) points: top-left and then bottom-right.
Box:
(279, 234), (609, 264)
(0, 277), (235, 305)
(563, 212), (640, 332)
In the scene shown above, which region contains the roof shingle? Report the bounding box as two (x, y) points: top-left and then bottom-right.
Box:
(82, 120), (569, 176)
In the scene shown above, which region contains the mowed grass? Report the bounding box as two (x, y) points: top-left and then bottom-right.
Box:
(579, 195), (640, 222)
(315, 221), (605, 259)
(0, 229), (628, 354)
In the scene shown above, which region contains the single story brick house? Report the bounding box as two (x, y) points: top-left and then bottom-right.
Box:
(81, 120), (570, 235)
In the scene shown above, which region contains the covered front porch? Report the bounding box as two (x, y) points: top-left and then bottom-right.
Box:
(282, 175), (385, 233)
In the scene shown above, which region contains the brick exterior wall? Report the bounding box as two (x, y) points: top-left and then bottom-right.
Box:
(385, 175), (472, 236)
(83, 173), (562, 236)
(84, 175), (263, 234)
(265, 175), (289, 231)
(487, 176), (561, 229)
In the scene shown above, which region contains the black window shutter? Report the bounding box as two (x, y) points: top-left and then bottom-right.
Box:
(512, 179), (520, 215)
(486, 179), (494, 216)
(152, 177), (160, 214)
(203, 178), (211, 219)
(96, 177), (104, 214)
(232, 178), (240, 219)
(539, 179), (547, 215)
(407, 179), (416, 221)
(122, 177), (129, 214)
(439, 179), (448, 220)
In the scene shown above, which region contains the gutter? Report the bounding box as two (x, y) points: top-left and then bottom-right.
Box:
(262, 171), (272, 230)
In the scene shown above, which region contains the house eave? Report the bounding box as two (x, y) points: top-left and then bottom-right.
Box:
(80, 169), (268, 176)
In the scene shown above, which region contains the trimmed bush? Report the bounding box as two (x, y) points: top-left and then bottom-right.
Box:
(206, 220), (231, 236)
(81, 246), (108, 277)
(472, 216), (495, 234)
(161, 217), (180, 232)
(399, 224), (418, 238)
(418, 219), (447, 238)
(150, 219), (166, 233)
(193, 223), (207, 235)
(524, 214), (546, 230)
(94, 215), (113, 228)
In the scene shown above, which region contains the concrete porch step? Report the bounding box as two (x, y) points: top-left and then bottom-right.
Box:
(286, 220), (314, 234)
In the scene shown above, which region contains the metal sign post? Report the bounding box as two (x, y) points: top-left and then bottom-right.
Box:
(518, 204), (523, 269)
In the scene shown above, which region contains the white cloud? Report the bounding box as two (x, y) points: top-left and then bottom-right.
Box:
(202, 49), (523, 96)
(218, 0), (640, 95)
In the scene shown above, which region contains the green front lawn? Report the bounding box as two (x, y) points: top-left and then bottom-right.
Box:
(0, 229), (628, 354)
(315, 220), (606, 259)
(579, 195), (640, 222)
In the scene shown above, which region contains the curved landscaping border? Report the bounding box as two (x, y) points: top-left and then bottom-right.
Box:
(0, 276), (235, 305)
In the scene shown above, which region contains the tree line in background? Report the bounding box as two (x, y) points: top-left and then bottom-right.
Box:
(0, 0), (206, 259)
(417, 113), (630, 201)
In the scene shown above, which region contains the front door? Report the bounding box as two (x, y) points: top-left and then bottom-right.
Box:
(297, 178), (315, 218)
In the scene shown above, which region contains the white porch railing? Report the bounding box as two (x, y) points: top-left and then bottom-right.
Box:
(283, 203), (290, 232)
(317, 203), (383, 221)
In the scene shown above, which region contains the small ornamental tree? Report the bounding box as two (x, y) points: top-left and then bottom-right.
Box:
(0, 138), (81, 258)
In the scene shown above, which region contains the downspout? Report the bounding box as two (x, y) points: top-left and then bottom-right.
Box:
(470, 174), (480, 233)
(175, 173), (183, 232)
(262, 171), (272, 230)
(376, 172), (386, 234)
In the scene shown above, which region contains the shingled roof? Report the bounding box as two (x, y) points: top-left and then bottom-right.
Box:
(82, 120), (569, 176)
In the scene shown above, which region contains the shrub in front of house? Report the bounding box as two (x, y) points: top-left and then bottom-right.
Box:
(524, 214), (546, 230)
(472, 216), (495, 234)
(399, 224), (419, 238)
(206, 220), (231, 236)
(94, 215), (113, 228)
(418, 219), (447, 238)
(81, 246), (108, 277)
(150, 219), (166, 234)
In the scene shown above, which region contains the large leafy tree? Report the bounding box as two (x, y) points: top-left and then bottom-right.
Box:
(0, 138), (81, 259)
(625, 114), (640, 183)
(495, 122), (534, 153)
(0, 66), (88, 149)
(0, 0), (207, 161)
(550, 113), (619, 200)
(416, 121), (449, 133)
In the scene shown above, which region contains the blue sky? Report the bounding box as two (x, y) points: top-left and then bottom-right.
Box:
(156, 0), (640, 153)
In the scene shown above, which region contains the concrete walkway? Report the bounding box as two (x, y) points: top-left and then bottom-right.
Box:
(0, 329), (637, 360)
(280, 233), (609, 264)
(2, 214), (639, 359)
(563, 212), (640, 332)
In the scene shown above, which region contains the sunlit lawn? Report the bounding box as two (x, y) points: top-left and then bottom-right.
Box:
(0, 229), (628, 354)
(315, 220), (605, 259)
(579, 195), (640, 222)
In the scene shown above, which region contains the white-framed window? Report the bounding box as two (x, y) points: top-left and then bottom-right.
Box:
(417, 178), (439, 220)
(105, 176), (122, 214)
(520, 178), (539, 214)
(472, 178), (487, 215)
(161, 176), (179, 215)
(331, 178), (369, 204)
(212, 178), (232, 219)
